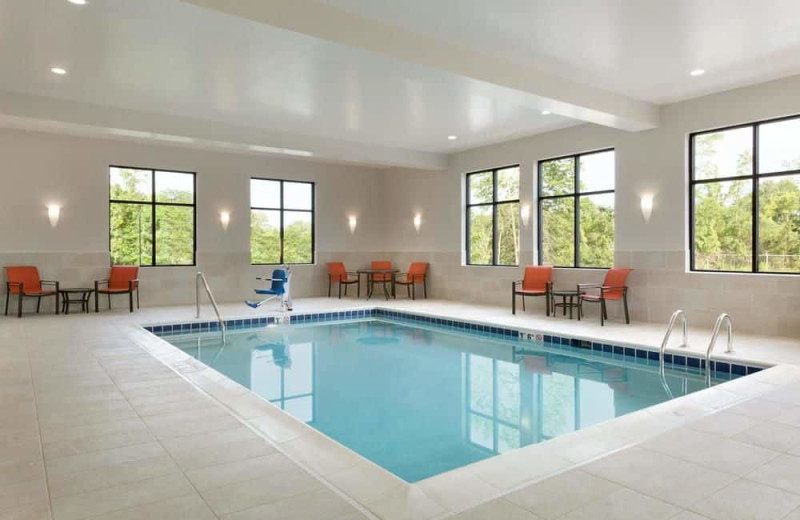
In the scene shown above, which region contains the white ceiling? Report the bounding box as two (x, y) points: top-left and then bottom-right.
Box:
(320, 0), (800, 104)
(1, 0), (799, 168)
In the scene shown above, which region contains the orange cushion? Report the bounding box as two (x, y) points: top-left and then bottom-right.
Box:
(5, 266), (42, 294)
(517, 289), (546, 295)
(109, 266), (138, 290)
(522, 266), (552, 292)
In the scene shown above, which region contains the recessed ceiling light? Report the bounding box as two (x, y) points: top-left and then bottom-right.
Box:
(51, 67), (67, 75)
(68, 0), (87, 5)
(690, 69), (705, 77)
(448, 135), (458, 141)
(541, 110), (552, 115)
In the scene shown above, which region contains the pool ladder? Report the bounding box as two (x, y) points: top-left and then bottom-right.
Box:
(659, 310), (734, 386)
(196, 272), (227, 345)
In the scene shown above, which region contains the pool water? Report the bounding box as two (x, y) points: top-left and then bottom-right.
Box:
(166, 318), (729, 482)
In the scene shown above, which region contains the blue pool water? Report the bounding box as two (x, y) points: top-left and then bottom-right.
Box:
(165, 318), (735, 482)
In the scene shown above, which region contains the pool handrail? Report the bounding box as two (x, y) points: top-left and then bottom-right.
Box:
(196, 272), (226, 345)
(705, 313), (733, 386)
(659, 309), (688, 377)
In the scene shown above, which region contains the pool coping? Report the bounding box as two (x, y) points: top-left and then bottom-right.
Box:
(131, 304), (785, 519)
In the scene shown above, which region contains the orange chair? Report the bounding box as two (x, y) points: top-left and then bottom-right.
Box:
(512, 266), (553, 315)
(327, 262), (359, 298)
(578, 268), (633, 326)
(95, 266), (139, 313)
(395, 262), (428, 300)
(4, 266), (59, 318)
(370, 260), (394, 299)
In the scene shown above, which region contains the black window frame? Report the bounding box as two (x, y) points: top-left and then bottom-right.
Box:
(250, 177), (316, 265)
(689, 113), (800, 275)
(108, 165), (197, 267)
(465, 164), (521, 267)
(537, 148), (615, 269)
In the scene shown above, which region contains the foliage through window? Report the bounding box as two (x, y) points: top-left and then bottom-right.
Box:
(466, 166), (520, 266)
(538, 149), (615, 268)
(251, 178), (314, 264)
(109, 167), (195, 266)
(691, 116), (800, 273)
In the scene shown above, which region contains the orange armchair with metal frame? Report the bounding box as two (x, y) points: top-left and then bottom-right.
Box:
(4, 266), (59, 318)
(512, 266), (553, 315)
(395, 262), (428, 300)
(95, 266), (140, 313)
(577, 268), (633, 326)
(326, 262), (360, 298)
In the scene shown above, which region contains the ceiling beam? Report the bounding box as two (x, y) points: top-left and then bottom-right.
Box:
(179, 0), (659, 131)
(0, 91), (446, 170)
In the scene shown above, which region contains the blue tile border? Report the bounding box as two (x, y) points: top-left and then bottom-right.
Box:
(143, 307), (766, 379)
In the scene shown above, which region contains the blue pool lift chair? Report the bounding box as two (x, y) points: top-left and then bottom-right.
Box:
(245, 267), (293, 311)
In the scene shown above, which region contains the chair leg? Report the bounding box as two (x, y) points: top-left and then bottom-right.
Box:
(328, 279), (332, 298)
(344, 283), (348, 297)
(36, 296), (41, 314)
(357, 280), (360, 298)
(424, 278), (427, 298)
(107, 293), (111, 310)
(137, 289), (140, 309)
(412, 283), (416, 300)
(18, 294), (23, 318)
(512, 283), (516, 315)
(600, 299), (606, 326)
(4, 291), (8, 316)
(522, 295), (526, 312)
(338, 282), (342, 299)
(623, 294), (630, 324)
(407, 284), (411, 299)
(95, 290), (99, 313)
(129, 291), (134, 313)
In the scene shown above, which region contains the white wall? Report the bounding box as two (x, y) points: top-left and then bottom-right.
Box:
(382, 74), (800, 337)
(0, 129), (391, 310)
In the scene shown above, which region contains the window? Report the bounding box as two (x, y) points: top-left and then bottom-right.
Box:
(465, 165), (520, 266)
(538, 149), (615, 268)
(109, 166), (195, 266)
(690, 115), (800, 273)
(465, 354), (521, 454)
(251, 178), (314, 264)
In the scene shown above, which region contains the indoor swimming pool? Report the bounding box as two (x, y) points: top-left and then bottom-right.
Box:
(158, 316), (743, 482)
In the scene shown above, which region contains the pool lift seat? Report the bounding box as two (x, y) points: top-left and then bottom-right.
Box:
(246, 267), (293, 311)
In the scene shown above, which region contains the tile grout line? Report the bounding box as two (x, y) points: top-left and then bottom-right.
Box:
(25, 330), (56, 520)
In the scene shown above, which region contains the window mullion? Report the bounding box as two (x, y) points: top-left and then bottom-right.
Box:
(752, 124), (759, 273)
(574, 157), (580, 268)
(151, 170), (157, 267)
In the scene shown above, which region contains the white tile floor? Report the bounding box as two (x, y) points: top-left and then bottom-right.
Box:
(2, 297), (800, 520)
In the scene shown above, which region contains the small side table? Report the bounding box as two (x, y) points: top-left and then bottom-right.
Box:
(59, 288), (94, 315)
(550, 289), (583, 320)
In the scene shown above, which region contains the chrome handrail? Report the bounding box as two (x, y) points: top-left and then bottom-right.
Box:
(196, 272), (226, 344)
(705, 313), (733, 385)
(659, 310), (688, 376)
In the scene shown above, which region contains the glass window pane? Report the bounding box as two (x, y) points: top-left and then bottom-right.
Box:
(496, 361), (520, 424)
(110, 203), (153, 266)
(540, 198), (575, 266)
(283, 211), (313, 264)
(541, 158), (575, 196)
(469, 414), (493, 450)
(758, 175), (800, 272)
(579, 151), (615, 192)
(284, 342), (313, 395)
(468, 172), (493, 204)
(496, 202), (520, 266)
(251, 179), (281, 208)
(496, 167), (519, 201)
(693, 127), (753, 180)
(759, 118), (800, 174)
(155, 205), (194, 265)
(468, 206), (493, 264)
(283, 182), (313, 210)
(497, 424), (520, 453)
(579, 193), (615, 267)
(469, 355), (493, 415)
(155, 171), (194, 204)
(693, 180), (752, 271)
(110, 167), (152, 202)
(251, 209), (281, 264)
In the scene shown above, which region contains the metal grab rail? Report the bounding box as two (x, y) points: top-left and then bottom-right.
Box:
(659, 310), (688, 377)
(705, 313), (733, 385)
(196, 272), (226, 345)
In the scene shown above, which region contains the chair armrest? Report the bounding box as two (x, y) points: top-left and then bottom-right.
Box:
(129, 279), (139, 290)
(95, 279), (109, 288)
(577, 283), (602, 289)
(40, 280), (59, 287)
(346, 271), (359, 276)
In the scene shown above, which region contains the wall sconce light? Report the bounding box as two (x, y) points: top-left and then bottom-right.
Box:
(348, 215), (357, 234)
(47, 204), (61, 227)
(520, 203), (531, 226)
(413, 213), (422, 232)
(640, 193), (654, 222)
(220, 211), (230, 231)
